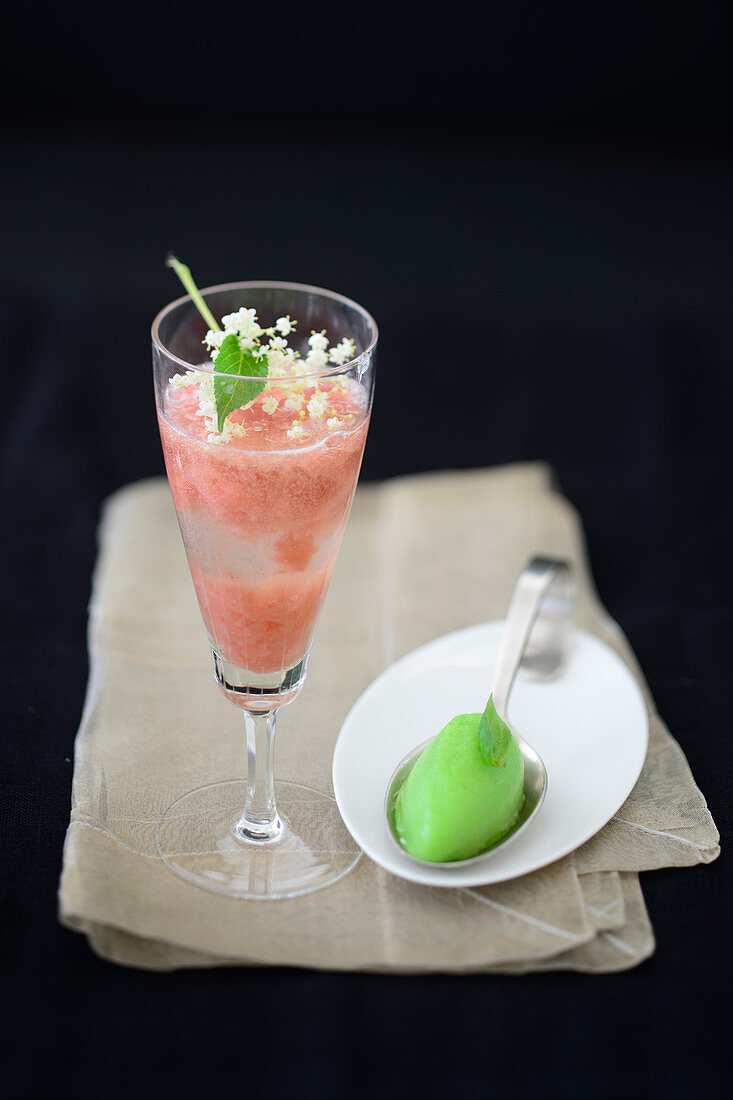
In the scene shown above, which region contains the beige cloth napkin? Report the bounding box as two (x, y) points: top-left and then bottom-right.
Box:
(59, 464), (719, 972)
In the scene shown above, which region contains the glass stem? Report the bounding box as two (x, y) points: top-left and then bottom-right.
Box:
(232, 709), (285, 845)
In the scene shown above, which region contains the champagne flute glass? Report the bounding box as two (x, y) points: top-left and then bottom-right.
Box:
(152, 281), (377, 899)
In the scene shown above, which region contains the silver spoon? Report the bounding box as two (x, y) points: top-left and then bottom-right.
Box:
(385, 557), (577, 865)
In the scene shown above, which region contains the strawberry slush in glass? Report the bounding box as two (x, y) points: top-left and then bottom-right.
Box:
(152, 278), (377, 899)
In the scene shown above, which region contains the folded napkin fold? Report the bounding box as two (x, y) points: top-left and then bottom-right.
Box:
(59, 464), (719, 972)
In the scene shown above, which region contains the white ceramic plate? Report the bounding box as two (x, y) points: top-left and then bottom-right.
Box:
(332, 622), (648, 887)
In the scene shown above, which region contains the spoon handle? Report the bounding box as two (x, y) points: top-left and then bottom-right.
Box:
(491, 558), (576, 720)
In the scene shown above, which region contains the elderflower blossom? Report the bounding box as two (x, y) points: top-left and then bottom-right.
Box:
(220, 307), (263, 342)
(284, 390), (306, 412)
(287, 422), (307, 441)
(308, 330), (329, 352)
(307, 391), (328, 418)
(267, 336), (288, 352)
(326, 416), (344, 430)
(204, 329), (227, 358)
(261, 393), (279, 415)
(328, 338), (356, 366)
(305, 347), (328, 370)
(207, 418), (248, 445)
(275, 315), (295, 336)
(195, 376), (217, 422)
(267, 344), (299, 373)
(169, 371), (198, 389)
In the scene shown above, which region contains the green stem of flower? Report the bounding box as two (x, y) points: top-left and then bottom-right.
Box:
(165, 254), (221, 333)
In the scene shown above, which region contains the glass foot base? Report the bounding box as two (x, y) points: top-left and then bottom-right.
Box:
(156, 780), (361, 900)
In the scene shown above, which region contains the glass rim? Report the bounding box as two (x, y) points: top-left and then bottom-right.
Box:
(151, 278), (379, 382)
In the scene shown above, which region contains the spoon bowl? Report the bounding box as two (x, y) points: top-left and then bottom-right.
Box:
(385, 727), (547, 866)
(383, 557), (575, 867)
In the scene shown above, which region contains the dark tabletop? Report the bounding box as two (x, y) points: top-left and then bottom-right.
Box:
(1, 3), (730, 1096)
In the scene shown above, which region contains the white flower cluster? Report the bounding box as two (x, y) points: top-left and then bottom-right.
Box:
(203, 310), (356, 378)
(304, 331), (356, 370)
(306, 390), (329, 418)
(168, 307), (359, 440)
(186, 375), (223, 440)
(202, 309), (300, 373)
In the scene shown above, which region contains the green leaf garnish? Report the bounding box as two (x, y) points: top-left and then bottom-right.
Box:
(477, 693), (511, 766)
(213, 334), (269, 432)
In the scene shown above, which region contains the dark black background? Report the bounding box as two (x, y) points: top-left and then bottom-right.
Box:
(1, 2), (730, 1097)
